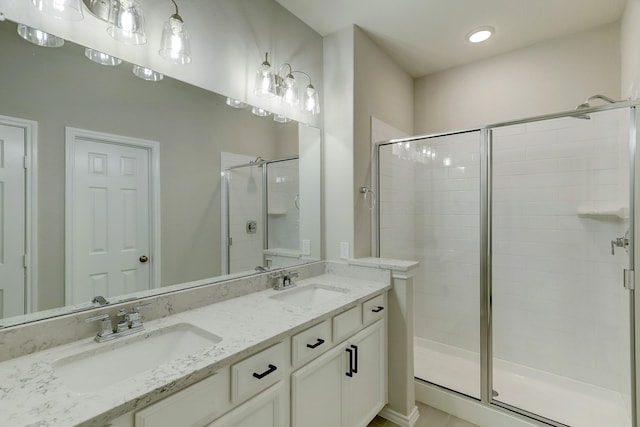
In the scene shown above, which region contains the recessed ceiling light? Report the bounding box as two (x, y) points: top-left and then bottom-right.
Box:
(467, 27), (494, 43)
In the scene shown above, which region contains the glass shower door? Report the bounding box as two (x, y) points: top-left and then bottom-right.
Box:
(490, 109), (633, 427)
(226, 164), (264, 274)
(378, 130), (482, 399)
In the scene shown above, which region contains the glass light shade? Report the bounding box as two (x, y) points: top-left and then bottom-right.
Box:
(302, 84), (320, 115)
(132, 65), (163, 82)
(273, 114), (291, 123)
(254, 60), (276, 98)
(32, 0), (83, 21)
(84, 48), (122, 66)
(226, 98), (247, 109)
(251, 106), (271, 117)
(17, 24), (64, 47)
(159, 16), (191, 65)
(107, 0), (147, 45)
(281, 74), (299, 106)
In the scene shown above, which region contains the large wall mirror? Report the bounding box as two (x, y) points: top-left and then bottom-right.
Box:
(0, 20), (322, 327)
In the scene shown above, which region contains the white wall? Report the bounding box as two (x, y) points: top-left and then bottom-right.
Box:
(621, 0), (640, 99)
(0, 0), (323, 127)
(414, 23), (621, 134)
(323, 27), (355, 260)
(354, 27), (414, 257)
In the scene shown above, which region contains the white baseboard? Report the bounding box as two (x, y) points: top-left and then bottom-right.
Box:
(415, 380), (538, 427)
(378, 405), (420, 427)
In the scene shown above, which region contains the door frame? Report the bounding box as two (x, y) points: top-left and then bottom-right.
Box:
(0, 114), (38, 313)
(65, 127), (161, 305)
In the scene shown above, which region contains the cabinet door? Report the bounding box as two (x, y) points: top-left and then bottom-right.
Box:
(345, 320), (386, 427)
(206, 382), (288, 427)
(291, 344), (345, 427)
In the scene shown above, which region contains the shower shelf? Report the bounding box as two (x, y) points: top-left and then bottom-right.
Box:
(576, 206), (629, 219)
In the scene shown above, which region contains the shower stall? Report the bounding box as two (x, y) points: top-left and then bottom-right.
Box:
(224, 156), (300, 274)
(375, 102), (637, 426)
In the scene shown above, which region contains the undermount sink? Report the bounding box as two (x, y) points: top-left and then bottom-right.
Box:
(269, 284), (349, 307)
(53, 323), (222, 393)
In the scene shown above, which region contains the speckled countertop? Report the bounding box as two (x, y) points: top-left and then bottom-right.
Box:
(0, 273), (390, 427)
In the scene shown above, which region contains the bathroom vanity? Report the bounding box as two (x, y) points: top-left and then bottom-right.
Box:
(0, 261), (413, 427)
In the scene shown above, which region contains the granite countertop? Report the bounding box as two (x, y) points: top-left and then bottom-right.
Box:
(0, 274), (390, 427)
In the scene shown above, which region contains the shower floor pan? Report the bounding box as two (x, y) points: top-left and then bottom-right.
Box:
(414, 337), (631, 427)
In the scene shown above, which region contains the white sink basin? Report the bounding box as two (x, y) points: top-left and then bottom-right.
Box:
(270, 284), (349, 307)
(54, 323), (222, 393)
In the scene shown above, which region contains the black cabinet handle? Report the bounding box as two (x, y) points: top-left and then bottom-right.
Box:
(252, 364), (277, 379)
(351, 345), (358, 374)
(306, 338), (325, 349)
(346, 348), (354, 377)
(371, 306), (384, 313)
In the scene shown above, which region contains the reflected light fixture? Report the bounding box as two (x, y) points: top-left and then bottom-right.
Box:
(253, 52), (320, 115)
(273, 113), (291, 123)
(467, 26), (494, 43)
(107, 0), (147, 45)
(251, 106), (271, 117)
(226, 98), (247, 109)
(32, 0), (84, 21)
(17, 24), (65, 47)
(132, 65), (164, 81)
(254, 52), (276, 98)
(159, 0), (191, 65)
(84, 48), (122, 66)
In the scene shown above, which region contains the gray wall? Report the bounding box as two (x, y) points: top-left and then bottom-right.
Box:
(0, 22), (297, 310)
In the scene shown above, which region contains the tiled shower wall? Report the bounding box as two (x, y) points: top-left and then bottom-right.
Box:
(267, 159), (300, 251)
(379, 108), (631, 394)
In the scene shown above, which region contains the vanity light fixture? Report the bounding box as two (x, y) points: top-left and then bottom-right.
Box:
(132, 65), (164, 81)
(17, 24), (65, 47)
(107, 0), (147, 45)
(253, 52), (320, 115)
(251, 106), (271, 117)
(84, 48), (122, 66)
(159, 0), (191, 65)
(32, 0), (84, 21)
(226, 98), (247, 109)
(467, 26), (494, 43)
(254, 52), (276, 98)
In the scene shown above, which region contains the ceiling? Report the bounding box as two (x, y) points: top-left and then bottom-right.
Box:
(275, 0), (628, 78)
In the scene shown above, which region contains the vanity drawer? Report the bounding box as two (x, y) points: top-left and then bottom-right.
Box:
(332, 304), (362, 343)
(134, 367), (230, 427)
(292, 319), (332, 368)
(231, 341), (287, 404)
(363, 293), (386, 324)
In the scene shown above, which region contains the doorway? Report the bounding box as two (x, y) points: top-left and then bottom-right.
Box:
(65, 127), (160, 305)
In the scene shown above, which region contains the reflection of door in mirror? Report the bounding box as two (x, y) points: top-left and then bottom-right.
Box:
(65, 128), (160, 305)
(0, 116), (36, 318)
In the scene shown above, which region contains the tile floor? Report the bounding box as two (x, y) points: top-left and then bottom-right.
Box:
(367, 402), (478, 427)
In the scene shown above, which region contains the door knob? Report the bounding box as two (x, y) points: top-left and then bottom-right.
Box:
(139, 255), (149, 263)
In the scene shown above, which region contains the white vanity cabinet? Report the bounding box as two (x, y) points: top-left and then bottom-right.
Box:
(291, 319), (386, 427)
(104, 291), (388, 427)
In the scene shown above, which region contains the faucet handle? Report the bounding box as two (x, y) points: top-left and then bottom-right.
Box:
(84, 313), (114, 338)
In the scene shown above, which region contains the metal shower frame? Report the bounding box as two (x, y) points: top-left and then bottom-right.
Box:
(373, 100), (640, 427)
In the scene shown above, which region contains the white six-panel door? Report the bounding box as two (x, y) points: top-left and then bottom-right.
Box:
(0, 123), (26, 318)
(66, 128), (159, 305)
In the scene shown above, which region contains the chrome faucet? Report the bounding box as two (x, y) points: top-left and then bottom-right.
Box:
(272, 270), (299, 291)
(85, 303), (150, 343)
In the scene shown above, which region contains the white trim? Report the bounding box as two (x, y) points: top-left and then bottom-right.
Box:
(65, 127), (161, 305)
(415, 380), (540, 427)
(0, 114), (38, 314)
(378, 405), (420, 427)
